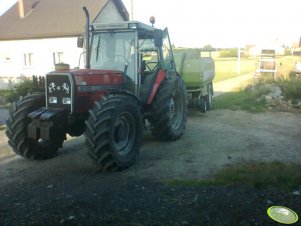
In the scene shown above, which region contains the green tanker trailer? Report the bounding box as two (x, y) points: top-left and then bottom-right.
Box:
(173, 48), (215, 112)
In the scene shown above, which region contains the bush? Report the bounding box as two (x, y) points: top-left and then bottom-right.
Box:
(7, 79), (33, 103)
(277, 77), (301, 101)
(219, 48), (238, 58)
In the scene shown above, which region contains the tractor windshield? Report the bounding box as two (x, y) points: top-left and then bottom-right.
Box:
(90, 31), (135, 75)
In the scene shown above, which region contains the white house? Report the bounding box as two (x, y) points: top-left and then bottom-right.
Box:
(0, 0), (128, 87)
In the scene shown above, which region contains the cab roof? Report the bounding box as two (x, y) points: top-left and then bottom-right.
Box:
(91, 21), (157, 32)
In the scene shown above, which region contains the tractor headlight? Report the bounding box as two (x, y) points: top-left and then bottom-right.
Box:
(62, 97), (71, 105)
(49, 96), (58, 104)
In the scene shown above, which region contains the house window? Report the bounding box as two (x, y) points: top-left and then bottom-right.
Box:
(53, 52), (64, 65)
(3, 56), (11, 63)
(24, 53), (33, 67)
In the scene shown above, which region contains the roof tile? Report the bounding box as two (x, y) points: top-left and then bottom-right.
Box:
(0, 0), (128, 40)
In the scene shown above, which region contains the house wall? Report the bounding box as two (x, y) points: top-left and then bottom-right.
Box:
(94, 0), (124, 23)
(0, 37), (83, 78)
(0, 0), (125, 86)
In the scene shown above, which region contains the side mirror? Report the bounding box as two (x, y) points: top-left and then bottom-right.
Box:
(154, 29), (163, 47)
(77, 36), (84, 48)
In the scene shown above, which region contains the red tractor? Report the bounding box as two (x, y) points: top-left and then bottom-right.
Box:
(6, 7), (187, 171)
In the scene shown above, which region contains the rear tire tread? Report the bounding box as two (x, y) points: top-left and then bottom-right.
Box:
(148, 76), (188, 141)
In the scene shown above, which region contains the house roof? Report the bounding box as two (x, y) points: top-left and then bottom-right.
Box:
(0, 0), (129, 40)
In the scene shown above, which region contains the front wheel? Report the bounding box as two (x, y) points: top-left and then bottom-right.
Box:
(6, 93), (64, 159)
(84, 94), (143, 171)
(148, 75), (188, 141)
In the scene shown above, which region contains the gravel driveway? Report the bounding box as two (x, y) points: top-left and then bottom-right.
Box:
(1, 109), (300, 183)
(1, 73), (300, 225)
(1, 108), (301, 225)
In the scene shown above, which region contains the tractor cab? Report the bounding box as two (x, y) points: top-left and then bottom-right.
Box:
(83, 20), (177, 101)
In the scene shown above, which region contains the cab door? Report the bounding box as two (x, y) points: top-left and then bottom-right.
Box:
(161, 28), (177, 75)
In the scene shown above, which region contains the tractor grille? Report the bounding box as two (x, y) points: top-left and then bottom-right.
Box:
(46, 73), (74, 113)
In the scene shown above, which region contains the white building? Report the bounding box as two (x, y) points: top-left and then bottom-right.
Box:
(0, 0), (128, 85)
(247, 42), (285, 57)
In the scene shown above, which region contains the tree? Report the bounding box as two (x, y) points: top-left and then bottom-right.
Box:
(203, 45), (214, 51)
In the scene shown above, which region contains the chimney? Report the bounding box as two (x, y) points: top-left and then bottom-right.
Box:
(18, 0), (32, 18)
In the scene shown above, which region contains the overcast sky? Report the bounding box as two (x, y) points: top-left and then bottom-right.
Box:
(1, 0), (300, 48)
(0, 0), (15, 16)
(123, 0), (301, 48)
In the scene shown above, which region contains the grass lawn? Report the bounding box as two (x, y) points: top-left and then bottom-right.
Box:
(212, 81), (271, 112)
(214, 58), (258, 82)
(214, 56), (301, 82)
(167, 161), (301, 190)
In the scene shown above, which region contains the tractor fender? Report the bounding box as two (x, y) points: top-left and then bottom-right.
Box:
(108, 89), (141, 105)
(147, 69), (166, 104)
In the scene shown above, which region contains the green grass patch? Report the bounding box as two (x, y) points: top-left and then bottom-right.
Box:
(167, 162), (301, 190)
(0, 125), (6, 131)
(214, 58), (258, 82)
(213, 76), (301, 112)
(212, 83), (270, 112)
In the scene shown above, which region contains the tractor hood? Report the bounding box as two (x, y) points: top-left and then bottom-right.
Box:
(70, 69), (124, 86)
(50, 68), (124, 86)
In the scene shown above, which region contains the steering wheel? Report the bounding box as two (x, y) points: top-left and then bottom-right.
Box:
(145, 61), (158, 71)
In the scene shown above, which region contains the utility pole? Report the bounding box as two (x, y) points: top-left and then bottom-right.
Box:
(237, 47), (241, 75)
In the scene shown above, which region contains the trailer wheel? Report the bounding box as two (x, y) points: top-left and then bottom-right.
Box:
(148, 75), (187, 141)
(6, 93), (64, 159)
(198, 94), (207, 113)
(84, 94), (143, 171)
(205, 83), (213, 110)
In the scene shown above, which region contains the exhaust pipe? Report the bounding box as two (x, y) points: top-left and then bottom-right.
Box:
(83, 7), (90, 69)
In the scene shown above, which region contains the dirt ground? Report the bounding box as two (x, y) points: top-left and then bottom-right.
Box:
(0, 108), (301, 225)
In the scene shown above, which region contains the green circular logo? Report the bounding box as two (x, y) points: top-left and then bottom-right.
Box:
(267, 206), (299, 224)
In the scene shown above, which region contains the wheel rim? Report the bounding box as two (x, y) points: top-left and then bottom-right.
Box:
(169, 90), (184, 130)
(112, 112), (136, 156)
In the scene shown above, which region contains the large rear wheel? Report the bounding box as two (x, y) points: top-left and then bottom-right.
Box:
(6, 93), (64, 159)
(84, 94), (143, 171)
(148, 76), (188, 141)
